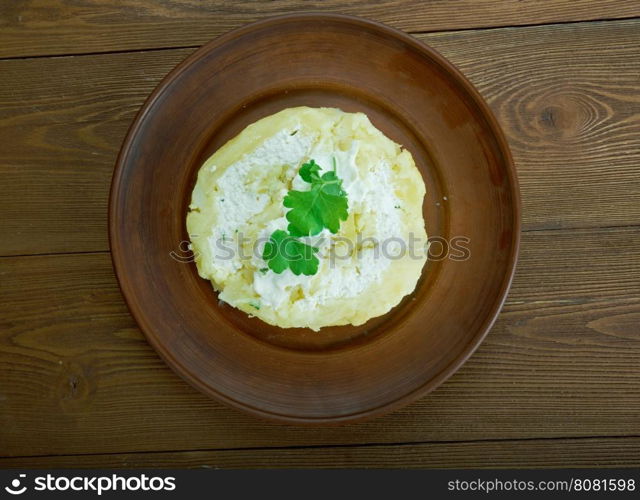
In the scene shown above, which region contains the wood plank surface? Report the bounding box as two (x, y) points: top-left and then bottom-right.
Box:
(1, 437), (639, 469)
(1, 1), (638, 59)
(1, 20), (639, 256)
(1, 1), (639, 469)
(1, 225), (638, 457)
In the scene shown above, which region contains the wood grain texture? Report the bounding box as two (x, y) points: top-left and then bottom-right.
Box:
(424, 22), (640, 232)
(1, 1), (638, 58)
(1, 3), (639, 467)
(1, 437), (639, 469)
(1, 20), (639, 256)
(1, 226), (638, 456)
(0, 50), (188, 256)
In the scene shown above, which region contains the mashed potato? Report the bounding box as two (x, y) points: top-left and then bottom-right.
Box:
(187, 107), (427, 330)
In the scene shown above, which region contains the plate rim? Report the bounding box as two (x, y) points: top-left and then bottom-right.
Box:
(109, 12), (522, 424)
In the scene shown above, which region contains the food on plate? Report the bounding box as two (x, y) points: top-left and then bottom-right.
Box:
(187, 107), (427, 330)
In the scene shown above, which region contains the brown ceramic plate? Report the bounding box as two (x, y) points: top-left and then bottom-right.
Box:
(110, 14), (520, 424)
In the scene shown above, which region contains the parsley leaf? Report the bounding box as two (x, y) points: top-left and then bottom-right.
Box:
(298, 158), (322, 183)
(284, 159), (349, 237)
(262, 229), (319, 276)
(259, 159), (348, 277)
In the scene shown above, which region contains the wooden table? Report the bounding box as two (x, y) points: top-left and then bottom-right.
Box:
(1, 1), (639, 469)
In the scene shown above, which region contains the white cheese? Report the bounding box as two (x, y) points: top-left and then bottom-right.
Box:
(187, 107), (427, 330)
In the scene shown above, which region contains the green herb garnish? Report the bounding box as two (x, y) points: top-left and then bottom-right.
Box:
(283, 159), (349, 237)
(262, 229), (319, 276)
(262, 159), (348, 276)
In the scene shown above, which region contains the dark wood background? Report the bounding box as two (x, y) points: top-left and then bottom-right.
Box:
(1, 1), (639, 468)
